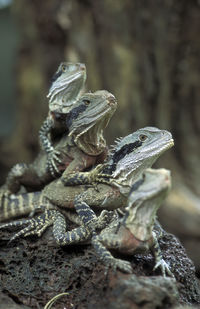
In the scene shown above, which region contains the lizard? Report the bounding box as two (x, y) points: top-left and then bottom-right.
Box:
(2, 90), (117, 197)
(39, 62), (87, 176)
(0, 168), (174, 277)
(89, 168), (173, 275)
(1, 62), (87, 195)
(52, 168), (173, 275)
(0, 127), (174, 241)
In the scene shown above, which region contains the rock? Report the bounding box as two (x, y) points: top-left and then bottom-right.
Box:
(99, 274), (179, 309)
(0, 292), (30, 309)
(0, 222), (199, 308)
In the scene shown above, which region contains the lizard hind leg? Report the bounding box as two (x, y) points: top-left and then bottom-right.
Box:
(1, 210), (58, 243)
(74, 194), (115, 233)
(0, 217), (31, 231)
(74, 195), (99, 230)
(52, 213), (90, 246)
(91, 234), (133, 274)
(51, 205), (114, 246)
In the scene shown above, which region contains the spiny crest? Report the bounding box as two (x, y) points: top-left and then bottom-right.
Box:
(106, 127), (173, 179)
(111, 132), (138, 153)
(107, 131), (139, 160)
(108, 137), (123, 157)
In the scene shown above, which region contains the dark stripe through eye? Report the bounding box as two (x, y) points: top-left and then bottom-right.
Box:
(103, 140), (142, 174)
(51, 69), (63, 84)
(112, 141), (142, 165)
(66, 104), (87, 128)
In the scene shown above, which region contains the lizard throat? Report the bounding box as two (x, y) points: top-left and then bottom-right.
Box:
(74, 119), (107, 156)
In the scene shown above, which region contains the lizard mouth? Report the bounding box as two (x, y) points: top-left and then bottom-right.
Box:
(159, 138), (174, 153)
(142, 136), (174, 155)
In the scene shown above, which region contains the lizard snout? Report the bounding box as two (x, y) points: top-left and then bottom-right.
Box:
(107, 96), (117, 106)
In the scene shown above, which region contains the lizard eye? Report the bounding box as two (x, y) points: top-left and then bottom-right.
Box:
(62, 65), (67, 72)
(83, 99), (90, 105)
(139, 134), (148, 142)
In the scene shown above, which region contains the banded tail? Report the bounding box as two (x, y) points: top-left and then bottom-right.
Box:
(0, 192), (46, 222)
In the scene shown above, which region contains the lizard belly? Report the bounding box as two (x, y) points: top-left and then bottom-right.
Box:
(58, 155), (73, 172)
(116, 226), (150, 255)
(43, 179), (86, 208)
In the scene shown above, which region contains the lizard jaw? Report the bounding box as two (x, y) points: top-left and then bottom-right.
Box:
(124, 168), (171, 241)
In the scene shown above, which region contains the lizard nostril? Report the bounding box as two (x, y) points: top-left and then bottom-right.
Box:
(108, 96), (116, 106)
(79, 64), (86, 71)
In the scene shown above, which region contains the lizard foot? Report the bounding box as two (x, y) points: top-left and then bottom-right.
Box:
(96, 210), (117, 230)
(91, 234), (132, 275)
(104, 258), (133, 275)
(154, 259), (174, 278)
(9, 163), (28, 177)
(4, 163), (29, 194)
(0, 210), (58, 243)
(0, 188), (12, 199)
(47, 150), (62, 178)
(86, 210), (114, 233)
(92, 173), (114, 185)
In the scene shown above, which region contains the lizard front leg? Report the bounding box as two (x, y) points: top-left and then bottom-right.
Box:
(52, 212), (91, 245)
(152, 231), (174, 278)
(61, 164), (113, 186)
(46, 209), (110, 246)
(39, 117), (63, 177)
(60, 152), (103, 188)
(54, 204), (133, 273)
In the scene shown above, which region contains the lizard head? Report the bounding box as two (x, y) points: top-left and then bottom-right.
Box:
(47, 62), (86, 113)
(124, 168), (171, 241)
(66, 90), (117, 155)
(105, 127), (174, 192)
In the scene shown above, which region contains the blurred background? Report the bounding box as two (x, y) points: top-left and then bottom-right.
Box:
(0, 0), (199, 275)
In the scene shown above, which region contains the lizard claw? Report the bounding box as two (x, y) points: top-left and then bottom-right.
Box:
(113, 258), (133, 273)
(85, 210), (114, 233)
(0, 188), (12, 199)
(154, 259), (174, 278)
(104, 258), (132, 275)
(51, 150), (63, 163)
(96, 210), (115, 229)
(3, 210), (55, 243)
(46, 150), (62, 177)
(9, 163), (28, 177)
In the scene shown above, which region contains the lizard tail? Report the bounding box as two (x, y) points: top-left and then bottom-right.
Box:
(0, 192), (44, 222)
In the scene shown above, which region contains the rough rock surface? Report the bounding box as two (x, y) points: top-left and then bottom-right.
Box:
(0, 222), (199, 309)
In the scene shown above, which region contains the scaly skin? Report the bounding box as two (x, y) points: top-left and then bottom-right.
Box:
(46, 168), (173, 277)
(0, 128), (173, 235)
(3, 62), (87, 193)
(0, 168), (174, 277)
(40, 62), (86, 176)
(3, 90), (117, 195)
(59, 127), (174, 232)
(47, 62), (86, 113)
(90, 168), (174, 275)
